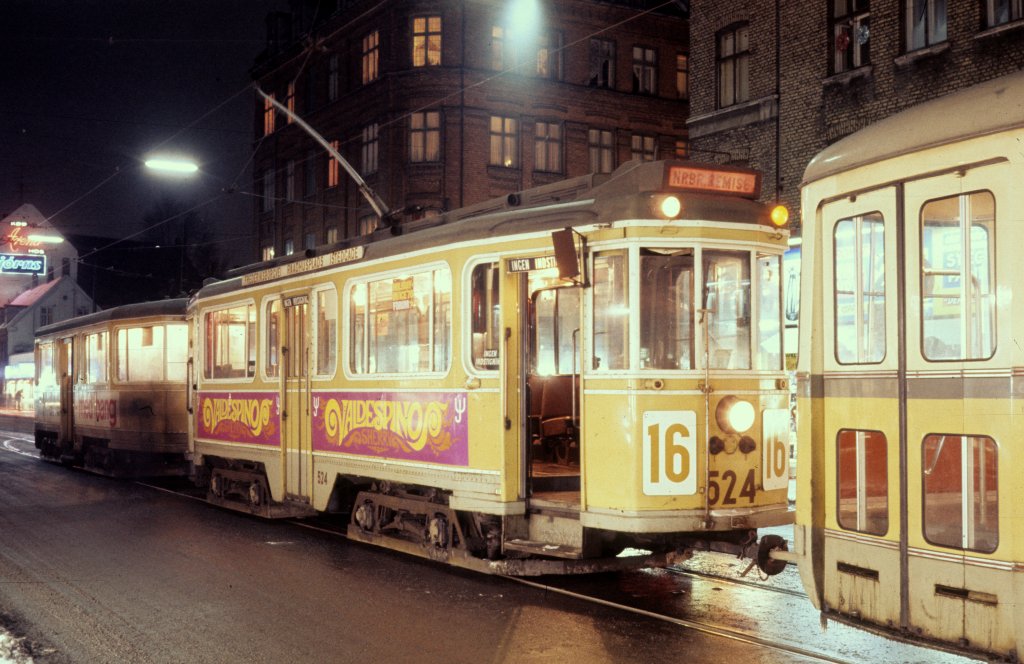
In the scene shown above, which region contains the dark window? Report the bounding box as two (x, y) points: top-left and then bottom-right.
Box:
(717, 23), (749, 107)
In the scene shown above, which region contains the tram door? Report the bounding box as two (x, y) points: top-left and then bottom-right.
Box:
(57, 336), (75, 450)
(902, 165), (1004, 649)
(505, 257), (582, 502)
(281, 293), (312, 503)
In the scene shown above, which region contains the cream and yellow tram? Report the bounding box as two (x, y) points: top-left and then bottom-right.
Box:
(189, 159), (793, 575)
(34, 299), (190, 477)
(795, 70), (1024, 657)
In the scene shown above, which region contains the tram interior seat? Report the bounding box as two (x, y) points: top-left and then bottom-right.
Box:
(527, 375), (544, 444)
(539, 374), (579, 441)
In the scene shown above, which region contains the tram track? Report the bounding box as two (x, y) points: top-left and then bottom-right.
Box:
(666, 564), (808, 599)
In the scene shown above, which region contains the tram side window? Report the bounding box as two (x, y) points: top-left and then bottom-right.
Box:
(36, 341), (57, 389)
(349, 266), (452, 374)
(85, 332), (108, 384)
(117, 325), (187, 382)
(204, 304), (256, 379)
(166, 324), (187, 381)
(921, 192), (996, 361)
(757, 254), (783, 370)
(836, 430), (888, 536)
(265, 300), (280, 378)
(834, 213), (886, 364)
(315, 288), (337, 376)
(923, 434), (998, 553)
(592, 252), (628, 370)
(639, 248), (693, 370)
(470, 263), (501, 371)
(703, 251), (750, 369)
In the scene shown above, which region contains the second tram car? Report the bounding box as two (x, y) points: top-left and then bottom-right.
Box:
(795, 70), (1024, 658)
(35, 299), (190, 477)
(188, 159), (794, 575)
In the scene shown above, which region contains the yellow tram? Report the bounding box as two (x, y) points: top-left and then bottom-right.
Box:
(35, 299), (190, 477)
(188, 159), (793, 575)
(794, 70), (1024, 657)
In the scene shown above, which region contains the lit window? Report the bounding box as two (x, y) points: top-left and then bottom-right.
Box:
(834, 213), (886, 364)
(328, 140), (340, 187)
(906, 0), (946, 51)
(86, 332), (107, 384)
(284, 238), (294, 256)
(588, 128), (614, 174)
(265, 300), (280, 378)
(491, 26), (505, 70)
(326, 226), (338, 244)
(315, 288), (338, 376)
(536, 31), (562, 79)
(832, 1), (870, 74)
(203, 304), (256, 379)
(592, 252), (628, 370)
(717, 23), (749, 107)
(349, 266), (452, 374)
(410, 111), (440, 163)
(261, 245), (275, 261)
(703, 251), (751, 369)
(489, 116), (518, 168)
(923, 435), (998, 553)
(837, 430), (888, 535)
(362, 124), (379, 174)
(920, 192), (996, 361)
(362, 30), (380, 83)
(263, 93), (276, 135)
(674, 139), (688, 159)
(413, 16), (442, 67)
(676, 53), (688, 98)
(630, 134), (656, 161)
(359, 214), (379, 236)
(632, 46), (656, 94)
(534, 121), (562, 173)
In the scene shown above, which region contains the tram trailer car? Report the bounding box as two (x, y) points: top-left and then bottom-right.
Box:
(35, 299), (190, 477)
(189, 159), (794, 575)
(795, 70), (1024, 658)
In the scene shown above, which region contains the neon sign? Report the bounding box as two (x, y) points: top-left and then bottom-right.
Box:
(0, 254), (46, 275)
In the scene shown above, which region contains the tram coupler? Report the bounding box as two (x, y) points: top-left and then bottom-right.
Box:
(756, 534), (796, 576)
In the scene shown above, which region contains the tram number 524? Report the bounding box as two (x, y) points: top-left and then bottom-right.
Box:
(642, 411), (698, 496)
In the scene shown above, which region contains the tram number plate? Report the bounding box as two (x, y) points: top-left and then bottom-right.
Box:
(761, 408), (790, 491)
(642, 411), (697, 496)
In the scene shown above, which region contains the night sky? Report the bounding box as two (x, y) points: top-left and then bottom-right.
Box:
(2, 0), (285, 267)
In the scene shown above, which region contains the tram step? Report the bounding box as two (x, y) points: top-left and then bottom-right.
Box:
(504, 538), (583, 560)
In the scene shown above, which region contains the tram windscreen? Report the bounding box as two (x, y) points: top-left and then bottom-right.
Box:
(702, 251), (751, 369)
(640, 249), (694, 370)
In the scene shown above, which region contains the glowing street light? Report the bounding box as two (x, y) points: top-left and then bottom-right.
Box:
(144, 157), (199, 175)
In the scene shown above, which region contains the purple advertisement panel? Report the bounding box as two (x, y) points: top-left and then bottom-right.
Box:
(312, 391), (469, 466)
(197, 391), (281, 447)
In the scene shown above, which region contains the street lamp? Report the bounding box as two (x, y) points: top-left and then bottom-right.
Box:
(144, 157), (199, 175)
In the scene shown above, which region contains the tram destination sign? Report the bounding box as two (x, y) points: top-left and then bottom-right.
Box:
(0, 253), (46, 275)
(666, 164), (761, 199)
(241, 246), (365, 286)
(506, 255), (558, 273)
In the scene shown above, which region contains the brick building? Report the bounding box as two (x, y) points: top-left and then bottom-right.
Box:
(251, 0), (689, 260)
(688, 1), (1024, 233)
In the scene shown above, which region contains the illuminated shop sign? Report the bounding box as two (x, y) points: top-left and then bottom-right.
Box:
(0, 254), (46, 275)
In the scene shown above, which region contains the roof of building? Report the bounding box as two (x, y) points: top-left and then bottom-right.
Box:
(8, 277), (62, 307)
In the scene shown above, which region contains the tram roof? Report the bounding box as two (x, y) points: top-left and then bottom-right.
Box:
(803, 69), (1024, 186)
(199, 160), (770, 299)
(36, 298), (187, 338)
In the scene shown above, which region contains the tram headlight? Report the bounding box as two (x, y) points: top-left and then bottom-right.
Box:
(716, 396), (755, 434)
(651, 194), (683, 219)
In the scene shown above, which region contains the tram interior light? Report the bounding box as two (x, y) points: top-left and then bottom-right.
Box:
(716, 396), (755, 434)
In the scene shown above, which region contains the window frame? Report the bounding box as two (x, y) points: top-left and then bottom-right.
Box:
(716, 23), (750, 108)
(833, 212), (887, 365)
(412, 15), (442, 68)
(534, 121), (563, 174)
(489, 115), (519, 168)
(836, 429), (889, 536)
(588, 128), (615, 174)
(831, 0), (870, 74)
(905, 0), (947, 51)
(922, 434), (999, 553)
(410, 111), (441, 163)
(362, 30), (380, 84)
(361, 123), (379, 175)
(202, 301), (257, 382)
(986, 0), (1024, 27)
(632, 45), (657, 94)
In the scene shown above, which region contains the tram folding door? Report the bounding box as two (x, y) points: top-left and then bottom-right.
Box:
(282, 293), (312, 503)
(58, 336), (75, 447)
(821, 162), (1011, 651)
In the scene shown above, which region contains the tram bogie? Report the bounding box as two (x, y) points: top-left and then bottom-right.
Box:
(795, 70), (1024, 658)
